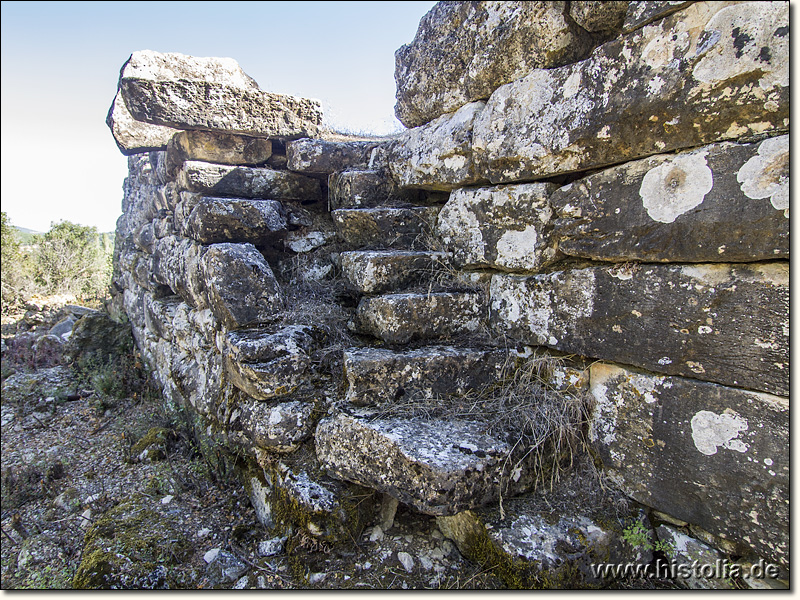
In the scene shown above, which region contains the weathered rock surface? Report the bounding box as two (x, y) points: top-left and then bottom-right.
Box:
(655, 525), (733, 589)
(332, 207), (439, 249)
(589, 362), (789, 565)
(622, 1), (695, 33)
(328, 170), (420, 211)
(143, 294), (182, 341)
(316, 413), (535, 515)
(490, 263), (788, 395)
(437, 182), (559, 272)
(118, 50), (322, 139)
(106, 91), (180, 155)
(343, 346), (509, 405)
(179, 196), (287, 244)
(474, 2), (789, 183)
(352, 292), (486, 344)
(200, 243), (283, 330)
(229, 399), (315, 453)
(176, 161), (322, 201)
(552, 135), (789, 262)
(340, 250), (446, 294)
(165, 130), (272, 177)
(387, 102), (486, 191)
(286, 139), (382, 174)
(394, 1), (595, 128)
(151, 236), (208, 308)
(570, 1), (629, 34)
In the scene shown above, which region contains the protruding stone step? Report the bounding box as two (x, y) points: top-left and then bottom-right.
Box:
(227, 399), (315, 454)
(165, 130), (273, 178)
(315, 413), (537, 516)
(176, 161), (322, 201)
(350, 292), (486, 344)
(286, 138), (382, 174)
(339, 250), (446, 294)
(176, 196), (287, 244)
(328, 169), (420, 210)
(343, 346), (509, 406)
(332, 207), (439, 249)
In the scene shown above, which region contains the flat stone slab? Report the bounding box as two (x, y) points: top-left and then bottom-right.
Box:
(490, 263), (788, 396)
(228, 399), (314, 453)
(117, 50), (322, 139)
(328, 170), (420, 210)
(151, 235), (208, 309)
(352, 292), (486, 344)
(332, 207), (439, 249)
(552, 135), (789, 263)
(176, 161), (322, 201)
(286, 139), (382, 174)
(343, 346), (510, 406)
(106, 90), (179, 155)
(315, 413), (536, 515)
(437, 182), (559, 272)
(589, 362), (788, 566)
(387, 102), (486, 191)
(200, 243), (284, 330)
(339, 250), (446, 294)
(165, 130), (272, 177)
(394, 1), (595, 128)
(473, 2), (789, 183)
(178, 196), (287, 244)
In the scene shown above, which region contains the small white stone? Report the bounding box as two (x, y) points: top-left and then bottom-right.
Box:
(398, 551), (415, 573)
(369, 525), (384, 542)
(204, 548), (221, 563)
(196, 528), (211, 539)
(161, 495), (174, 504)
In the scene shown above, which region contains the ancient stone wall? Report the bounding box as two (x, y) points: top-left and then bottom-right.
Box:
(107, 1), (788, 586)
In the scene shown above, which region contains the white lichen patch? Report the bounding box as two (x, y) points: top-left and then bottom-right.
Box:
(690, 409), (749, 456)
(737, 135), (789, 218)
(639, 150), (713, 223)
(495, 226), (538, 270)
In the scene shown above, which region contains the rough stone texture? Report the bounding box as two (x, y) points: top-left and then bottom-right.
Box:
(343, 346), (510, 406)
(106, 91), (179, 155)
(437, 182), (559, 272)
(473, 2), (789, 183)
(143, 294), (182, 341)
(178, 196), (287, 244)
(387, 102), (486, 191)
(316, 413), (536, 516)
(200, 243), (284, 330)
(176, 161), (322, 201)
(589, 362), (788, 565)
(623, 1), (696, 33)
(490, 262), (788, 395)
(339, 250), (446, 294)
(570, 1), (629, 34)
(229, 399), (315, 453)
(118, 50), (322, 139)
(655, 525), (733, 589)
(394, 1), (595, 128)
(328, 170), (421, 211)
(151, 236), (208, 308)
(352, 292), (486, 344)
(286, 139), (382, 174)
(332, 207), (439, 249)
(551, 135), (789, 262)
(165, 130), (272, 177)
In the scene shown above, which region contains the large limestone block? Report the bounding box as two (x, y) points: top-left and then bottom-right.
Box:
(490, 263), (788, 395)
(394, 1), (595, 128)
(151, 235), (208, 308)
(343, 346), (510, 406)
(339, 250), (446, 294)
(552, 135), (789, 262)
(143, 294), (182, 342)
(570, 1), (629, 34)
(437, 182), (559, 272)
(165, 131), (272, 178)
(200, 243), (284, 330)
(589, 362), (788, 565)
(117, 50), (322, 139)
(352, 292), (486, 344)
(474, 2), (789, 183)
(228, 399), (315, 454)
(328, 170), (421, 211)
(286, 139), (382, 174)
(315, 413), (536, 515)
(176, 161), (322, 201)
(331, 207), (439, 249)
(386, 102), (486, 191)
(106, 91), (179, 155)
(180, 196), (287, 244)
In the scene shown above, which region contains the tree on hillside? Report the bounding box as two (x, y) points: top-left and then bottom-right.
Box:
(1, 212), (34, 312)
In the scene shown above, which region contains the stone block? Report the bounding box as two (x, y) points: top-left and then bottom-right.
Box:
(328, 170), (420, 210)
(200, 243), (283, 330)
(339, 250), (446, 294)
(352, 292), (486, 344)
(394, 1), (595, 128)
(474, 2), (788, 183)
(151, 236), (208, 308)
(117, 50), (322, 139)
(228, 399), (315, 453)
(143, 294), (182, 341)
(332, 207), (439, 249)
(286, 138), (382, 174)
(180, 197), (287, 244)
(437, 182), (559, 272)
(176, 161), (322, 201)
(589, 362), (788, 565)
(165, 130), (272, 177)
(106, 91), (179, 155)
(490, 263), (788, 395)
(552, 135), (789, 262)
(570, 1), (629, 34)
(622, 1), (695, 33)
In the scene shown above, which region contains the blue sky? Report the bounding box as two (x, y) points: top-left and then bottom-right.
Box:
(0, 1), (436, 232)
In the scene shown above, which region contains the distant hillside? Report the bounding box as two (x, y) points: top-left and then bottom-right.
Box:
(13, 226), (43, 244)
